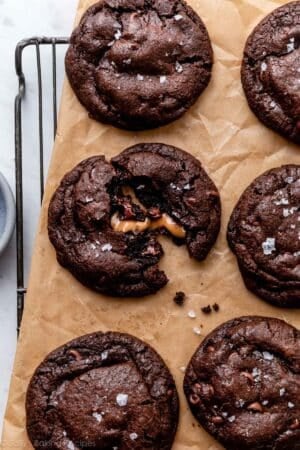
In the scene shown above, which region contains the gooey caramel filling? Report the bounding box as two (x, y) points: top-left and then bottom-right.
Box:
(111, 186), (186, 238)
(111, 213), (186, 238)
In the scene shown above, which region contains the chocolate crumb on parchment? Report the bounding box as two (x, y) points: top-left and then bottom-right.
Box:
(174, 291), (186, 306)
(201, 305), (212, 314)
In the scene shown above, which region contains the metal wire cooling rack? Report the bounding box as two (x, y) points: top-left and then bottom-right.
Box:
(15, 37), (69, 332)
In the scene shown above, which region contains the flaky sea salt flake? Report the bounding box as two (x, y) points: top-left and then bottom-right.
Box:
(175, 61), (183, 73)
(93, 412), (102, 423)
(116, 393), (128, 407)
(261, 62), (267, 72)
(130, 433), (138, 440)
(283, 207), (298, 217)
(188, 310), (197, 319)
(193, 327), (202, 336)
(102, 243), (112, 252)
(262, 351), (274, 361)
(287, 38), (295, 53)
(262, 238), (276, 256)
(101, 351), (108, 360)
(274, 198), (289, 206)
(285, 177), (294, 184)
(67, 442), (75, 450)
(114, 30), (122, 40)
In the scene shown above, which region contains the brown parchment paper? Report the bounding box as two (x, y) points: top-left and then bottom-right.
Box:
(2, 0), (300, 448)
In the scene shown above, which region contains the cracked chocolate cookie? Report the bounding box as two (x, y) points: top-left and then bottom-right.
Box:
(241, 1), (300, 144)
(184, 316), (300, 450)
(48, 143), (221, 297)
(227, 165), (300, 308)
(65, 0), (213, 130)
(26, 331), (179, 450)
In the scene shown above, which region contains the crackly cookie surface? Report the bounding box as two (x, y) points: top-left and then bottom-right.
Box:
(65, 0), (213, 130)
(184, 316), (300, 450)
(26, 332), (179, 450)
(242, 1), (300, 144)
(227, 165), (300, 307)
(48, 143), (221, 297)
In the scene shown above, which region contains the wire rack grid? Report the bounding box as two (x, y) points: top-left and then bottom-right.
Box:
(15, 37), (69, 332)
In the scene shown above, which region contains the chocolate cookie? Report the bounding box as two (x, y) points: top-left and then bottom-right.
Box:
(227, 165), (300, 308)
(184, 316), (300, 450)
(26, 331), (179, 450)
(241, 1), (300, 144)
(65, 0), (213, 130)
(48, 143), (221, 297)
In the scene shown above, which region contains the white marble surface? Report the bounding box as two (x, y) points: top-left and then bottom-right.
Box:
(0, 0), (77, 435)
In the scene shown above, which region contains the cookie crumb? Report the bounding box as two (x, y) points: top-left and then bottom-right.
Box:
(201, 305), (212, 314)
(174, 291), (186, 306)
